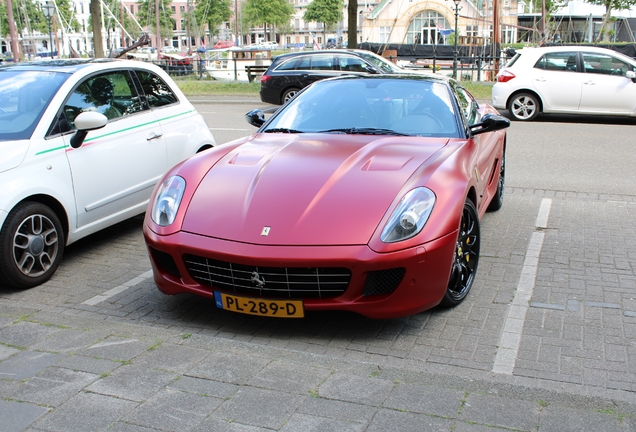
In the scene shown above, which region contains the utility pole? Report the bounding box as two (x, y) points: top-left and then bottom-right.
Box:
(155, 0), (161, 48)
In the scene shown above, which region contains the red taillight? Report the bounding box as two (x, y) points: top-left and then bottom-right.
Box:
(260, 74), (271, 83)
(497, 70), (516, 83)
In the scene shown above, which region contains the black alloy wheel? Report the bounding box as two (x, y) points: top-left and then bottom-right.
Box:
(440, 199), (480, 307)
(0, 202), (65, 289)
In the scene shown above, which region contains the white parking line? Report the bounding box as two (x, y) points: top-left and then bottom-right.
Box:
(81, 270), (153, 306)
(492, 198), (552, 375)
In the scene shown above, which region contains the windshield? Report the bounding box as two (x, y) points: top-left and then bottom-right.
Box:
(359, 51), (403, 73)
(0, 70), (68, 141)
(264, 78), (459, 137)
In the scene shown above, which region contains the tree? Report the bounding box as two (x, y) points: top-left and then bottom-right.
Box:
(347, 0), (357, 49)
(90, 0), (105, 57)
(303, 0), (343, 48)
(195, 0), (232, 39)
(242, 0), (294, 42)
(587, 0), (636, 41)
(135, 0), (176, 45)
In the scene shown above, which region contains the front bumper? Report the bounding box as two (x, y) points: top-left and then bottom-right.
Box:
(143, 225), (457, 319)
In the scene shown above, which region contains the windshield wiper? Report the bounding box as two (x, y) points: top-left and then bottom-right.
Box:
(264, 128), (304, 134)
(319, 128), (412, 136)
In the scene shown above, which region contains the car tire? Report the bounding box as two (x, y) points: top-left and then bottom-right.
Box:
(0, 202), (65, 289)
(282, 88), (300, 104)
(439, 199), (480, 307)
(507, 92), (540, 121)
(487, 150), (505, 212)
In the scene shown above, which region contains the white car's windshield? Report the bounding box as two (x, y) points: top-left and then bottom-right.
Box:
(265, 78), (459, 137)
(359, 51), (403, 73)
(0, 70), (68, 141)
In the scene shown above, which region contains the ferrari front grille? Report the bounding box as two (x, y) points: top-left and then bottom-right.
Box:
(149, 247), (181, 279)
(183, 255), (351, 299)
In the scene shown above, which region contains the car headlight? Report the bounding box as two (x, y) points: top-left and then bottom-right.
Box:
(380, 187), (436, 243)
(151, 176), (186, 227)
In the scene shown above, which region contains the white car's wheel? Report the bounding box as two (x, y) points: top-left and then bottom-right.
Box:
(508, 92), (540, 121)
(0, 202), (65, 289)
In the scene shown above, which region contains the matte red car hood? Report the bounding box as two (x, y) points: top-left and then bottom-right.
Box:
(182, 133), (448, 245)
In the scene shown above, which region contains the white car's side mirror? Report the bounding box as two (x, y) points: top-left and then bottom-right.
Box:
(71, 112), (108, 149)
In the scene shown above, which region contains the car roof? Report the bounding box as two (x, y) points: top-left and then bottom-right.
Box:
(272, 49), (377, 61)
(0, 58), (144, 74)
(318, 73), (455, 86)
(518, 46), (626, 55)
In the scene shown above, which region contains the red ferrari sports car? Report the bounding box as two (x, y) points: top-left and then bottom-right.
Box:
(143, 75), (510, 319)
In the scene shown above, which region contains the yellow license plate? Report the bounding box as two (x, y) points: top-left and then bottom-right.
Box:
(214, 292), (304, 318)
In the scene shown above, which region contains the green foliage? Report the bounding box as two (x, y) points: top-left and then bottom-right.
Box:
(135, 0), (176, 40)
(242, 0), (294, 28)
(303, 0), (343, 27)
(195, 0), (232, 38)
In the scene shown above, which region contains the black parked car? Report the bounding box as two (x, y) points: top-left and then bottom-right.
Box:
(259, 49), (406, 105)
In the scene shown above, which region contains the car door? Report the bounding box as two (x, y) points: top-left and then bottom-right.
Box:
(63, 70), (168, 229)
(531, 51), (585, 111)
(578, 51), (636, 114)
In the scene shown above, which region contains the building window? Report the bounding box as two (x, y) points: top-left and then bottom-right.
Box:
(171, 5), (176, 12)
(180, 5), (185, 12)
(406, 10), (451, 45)
(129, 4), (134, 13)
(379, 26), (390, 43)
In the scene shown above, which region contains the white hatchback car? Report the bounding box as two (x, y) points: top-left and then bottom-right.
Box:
(492, 46), (636, 121)
(0, 59), (215, 289)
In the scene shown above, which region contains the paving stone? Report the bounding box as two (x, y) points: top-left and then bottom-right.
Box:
(278, 413), (366, 431)
(56, 354), (122, 375)
(86, 363), (178, 402)
(0, 321), (60, 348)
(0, 399), (49, 432)
(122, 388), (221, 431)
(538, 405), (626, 432)
(247, 359), (332, 395)
(32, 392), (138, 431)
(212, 386), (305, 430)
(133, 343), (209, 373)
(186, 351), (270, 385)
(78, 336), (148, 361)
(190, 417), (269, 432)
(7, 367), (98, 407)
(460, 393), (540, 431)
(167, 375), (238, 398)
(30, 328), (109, 353)
(0, 350), (65, 380)
(365, 408), (453, 432)
(383, 383), (464, 418)
(0, 344), (19, 361)
(297, 397), (377, 424)
(318, 373), (394, 406)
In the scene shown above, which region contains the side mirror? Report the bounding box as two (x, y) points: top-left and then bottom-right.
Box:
(245, 109), (266, 127)
(469, 113), (510, 136)
(627, 70), (636, 83)
(70, 112), (108, 149)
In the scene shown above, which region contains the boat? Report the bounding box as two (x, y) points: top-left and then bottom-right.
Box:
(204, 47), (272, 82)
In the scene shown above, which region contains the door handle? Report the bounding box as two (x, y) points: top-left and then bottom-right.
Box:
(147, 132), (163, 141)
(583, 81), (596, 85)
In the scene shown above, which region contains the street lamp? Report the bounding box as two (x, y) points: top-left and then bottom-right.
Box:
(448, 0), (461, 79)
(42, 1), (55, 58)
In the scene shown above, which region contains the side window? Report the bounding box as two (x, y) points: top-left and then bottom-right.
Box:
(534, 52), (577, 72)
(582, 52), (634, 76)
(63, 71), (141, 129)
(310, 54), (335, 70)
(276, 57), (302, 71)
(455, 86), (478, 125)
(339, 56), (369, 73)
(135, 70), (179, 108)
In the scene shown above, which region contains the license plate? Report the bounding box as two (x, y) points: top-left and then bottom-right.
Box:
(214, 292), (304, 318)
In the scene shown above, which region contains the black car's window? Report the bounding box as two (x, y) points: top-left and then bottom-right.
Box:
(339, 55), (369, 72)
(310, 54), (335, 70)
(63, 71), (141, 129)
(581, 52), (635, 76)
(135, 70), (179, 108)
(276, 56), (304, 71)
(0, 70), (68, 141)
(534, 52), (578, 72)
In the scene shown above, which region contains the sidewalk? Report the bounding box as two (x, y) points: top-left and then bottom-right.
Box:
(1, 298), (634, 431)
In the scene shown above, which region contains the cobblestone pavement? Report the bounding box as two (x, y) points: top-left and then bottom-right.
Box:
(1, 184), (635, 431)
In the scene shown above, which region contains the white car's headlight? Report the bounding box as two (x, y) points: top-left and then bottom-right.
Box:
(151, 176), (186, 227)
(380, 187), (436, 243)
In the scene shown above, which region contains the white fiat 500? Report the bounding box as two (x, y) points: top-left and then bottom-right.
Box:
(0, 59), (216, 289)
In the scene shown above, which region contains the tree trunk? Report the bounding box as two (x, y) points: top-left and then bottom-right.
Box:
(348, 0), (357, 48)
(596, 0), (613, 42)
(90, 0), (105, 57)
